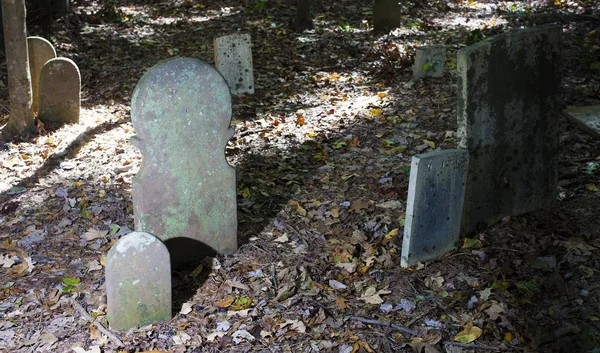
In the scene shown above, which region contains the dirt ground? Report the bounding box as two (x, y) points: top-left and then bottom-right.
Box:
(1, 0), (600, 352)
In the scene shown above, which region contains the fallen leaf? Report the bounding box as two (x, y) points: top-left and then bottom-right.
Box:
(274, 233), (289, 243)
(180, 302), (193, 314)
(215, 297), (235, 308)
(280, 319), (306, 333)
(83, 228), (108, 241)
(454, 323), (482, 343)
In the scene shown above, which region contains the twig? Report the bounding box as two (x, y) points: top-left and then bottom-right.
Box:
(345, 315), (418, 336)
(70, 299), (124, 347)
(444, 341), (502, 351)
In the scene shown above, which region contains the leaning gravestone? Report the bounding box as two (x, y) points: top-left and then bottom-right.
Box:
(401, 150), (469, 268)
(373, 0), (400, 34)
(131, 57), (237, 262)
(27, 36), (56, 113)
(457, 27), (561, 234)
(214, 33), (255, 95)
(563, 105), (600, 139)
(412, 45), (446, 81)
(106, 232), (171, 331)
(38, 57), (81, 125)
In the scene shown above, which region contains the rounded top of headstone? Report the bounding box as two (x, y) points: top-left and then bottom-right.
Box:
(113, 231), (160, 254)
(131, 57), (232, 140)
(27, 36), (57, 55)
(41, 57), (81, 77)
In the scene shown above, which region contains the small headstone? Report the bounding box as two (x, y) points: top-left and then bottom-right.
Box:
(563, 105), (600, 139)
(401, 150), (469, 268)
(295, 0), (313, 31)
(214, 33), (255, 95)
(106, 232), (171, 331)
(27, 36), (57, 113)
(457, 27), (561, 234)
(131, 57), (237, 260)
(373, 0), (400, 34)
(38, 57), (81, 125)
(412, 45), (446, 81)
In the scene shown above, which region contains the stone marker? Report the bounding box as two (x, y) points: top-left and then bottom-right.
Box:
(131, 57), (237, 261)
(401, 150), (469, 268)
(457, 27), (561, 234)
(27, 36), (57, 113)
(38, 57), (81, 125)
(412, 45), (446, 81)
(563, 105), (600, 139)
(106, 232), (171, 331)
(214, 33), (255, 95)
(373, 0), (400, 34)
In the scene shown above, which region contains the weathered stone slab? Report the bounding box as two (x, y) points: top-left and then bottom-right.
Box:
(373, 0), (400, 34)
(457, 27), (561, 234)
(563, 105), (600, 138)
(412, 45), (446, 81)
(131, 57), (237, 260)
(106, 232), (171, 331)
(38, 57), (80, 125)
(401, 150), (469, 268)
(214, 33), (255, 95)
(27, 36), (56, 113)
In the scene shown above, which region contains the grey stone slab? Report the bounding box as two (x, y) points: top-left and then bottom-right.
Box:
(563, 105), (600, 138)
(27, 36), (56, 113)
(457, 27), (561, 234)
(106, 232), (171, 331)
(373, 0), (400, 34)
(38, 57), (80, 125)
(214, 33), (254, 95)
(412, 45), (446, 80)
(401, 150), (469, 268)
(131, 57), (237, 263)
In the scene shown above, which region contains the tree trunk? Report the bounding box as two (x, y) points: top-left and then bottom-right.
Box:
(295, 0), (313, 31)
(1, 0), (34, 138)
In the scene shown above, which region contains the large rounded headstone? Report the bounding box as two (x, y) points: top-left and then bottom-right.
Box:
(27, 36), (57, 113)
(131, 57), (237, 263)
(38, 57), (81, 125)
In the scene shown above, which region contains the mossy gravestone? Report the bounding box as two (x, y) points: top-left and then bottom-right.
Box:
(412, 45), (446, 81)
(131, 57), (237, 266)
(401, 150), (468, 268)
(457, 27), (561, 234)
(214, 33), (255, 95)
(106, 232), (171, 331)
(38, 57), (81, 125)
(27, 36), (56, 113)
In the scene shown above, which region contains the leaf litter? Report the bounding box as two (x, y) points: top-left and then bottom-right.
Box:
(0, 0), (599, 352)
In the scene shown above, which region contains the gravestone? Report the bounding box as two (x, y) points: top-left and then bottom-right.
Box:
(37, 57), (81, 125)
(295, 0), (313, 31)
(412, 45), (446, 81)
(373, 0), (400, 34)
(131, 57), (237, 264)
(457, 27), (561, 234)
(401, 150), (469, 268)
(27, 37), (57, 113)
(214, 33), (255, 95)
(563, 105), (600, 139)
(106, 232), (171, 331)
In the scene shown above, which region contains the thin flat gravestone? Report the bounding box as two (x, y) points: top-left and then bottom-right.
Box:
(401, 150), (469, 268)
(373, 0), (400, 34)
(27, 36), (57, 113)
(412, 45), (446, 81)
(131, 57), (237, 265)
(38, 57), (81, 125)
(106, 232), (171, 331)
(563, 105), (600, 139)
(214, 33), (255, 95)
(457, 27), (561, 234)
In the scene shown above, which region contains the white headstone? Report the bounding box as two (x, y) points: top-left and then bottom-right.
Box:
(214, 33), (255, 95)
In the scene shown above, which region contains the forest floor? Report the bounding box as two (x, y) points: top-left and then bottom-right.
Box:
(1, 0), (600, 352)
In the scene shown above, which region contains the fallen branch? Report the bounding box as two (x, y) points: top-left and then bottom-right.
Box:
(345, 315), (418, 336)
(70, 299), (124, 347)
(444, 341), (502, 351)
